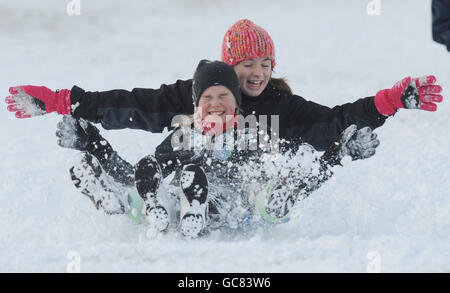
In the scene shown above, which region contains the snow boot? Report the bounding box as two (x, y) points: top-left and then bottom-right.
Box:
(265, 184), (295, 219)
(70, 152), (126, 215)
(179, 164), (209, 238)
(135, 155), (169, 232)
(253, 183), (294, 224)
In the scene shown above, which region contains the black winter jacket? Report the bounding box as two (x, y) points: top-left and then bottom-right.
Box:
(154, 126), (261, 180)
(70, 79), (386, 151)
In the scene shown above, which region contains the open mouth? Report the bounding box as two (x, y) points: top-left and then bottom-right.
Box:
(208, 111), (226, 116)
(247, 80), (264, 88)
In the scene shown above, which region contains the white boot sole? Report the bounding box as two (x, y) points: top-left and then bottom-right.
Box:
(70, 153), (126, 214)
(146, 206), (170, 232)
(180, 213), (204, 238)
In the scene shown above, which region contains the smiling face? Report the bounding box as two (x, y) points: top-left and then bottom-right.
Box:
(233, 57), (272, 97)
(197, 85), (237, 124)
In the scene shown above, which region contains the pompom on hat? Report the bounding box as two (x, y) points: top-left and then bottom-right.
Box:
(221, 19), (276, 68)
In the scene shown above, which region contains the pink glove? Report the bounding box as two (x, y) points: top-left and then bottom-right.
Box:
(5, 85), (71, 118)
(374, 75), (443, 116)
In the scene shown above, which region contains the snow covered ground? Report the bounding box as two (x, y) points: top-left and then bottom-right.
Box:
(0, 0), (449, 272)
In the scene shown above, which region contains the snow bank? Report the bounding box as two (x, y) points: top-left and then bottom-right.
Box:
(0, 0), (449, 272)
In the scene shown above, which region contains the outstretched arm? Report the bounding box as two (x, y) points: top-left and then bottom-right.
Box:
(295, 125), (379, 201)
(284, 75), (442, 152)
(263, 125), (379, 221)
(5, 80), (195, 133)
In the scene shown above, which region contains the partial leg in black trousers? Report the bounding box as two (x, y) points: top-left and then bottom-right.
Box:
(57, 116), (135, 214)
(69, 152), (127, 215)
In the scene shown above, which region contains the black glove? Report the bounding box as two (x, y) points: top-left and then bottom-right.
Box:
(322, 125), (380, 166)
(56, 115), (103, 152)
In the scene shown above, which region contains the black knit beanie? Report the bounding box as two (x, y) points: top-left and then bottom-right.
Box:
(192, 60), (242, 108)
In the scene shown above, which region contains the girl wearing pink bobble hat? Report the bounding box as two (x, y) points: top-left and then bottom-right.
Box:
(220, 19), (443, 126)
(222, 19), (284, 97)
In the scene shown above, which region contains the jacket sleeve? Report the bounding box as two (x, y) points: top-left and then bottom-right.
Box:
(432, 0), (450, 51)
(84, 127), (136, 187)
(70, 79), (195, 133)
(284, 95), (386, 151)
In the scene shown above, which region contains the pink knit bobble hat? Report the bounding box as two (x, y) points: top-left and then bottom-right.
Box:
(221, 19), (276, 68)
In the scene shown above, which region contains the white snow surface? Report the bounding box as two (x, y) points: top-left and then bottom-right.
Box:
(0, 0), (449, 273)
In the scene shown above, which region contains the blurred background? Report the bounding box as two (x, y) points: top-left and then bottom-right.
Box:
(0, 0), (449, 272)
